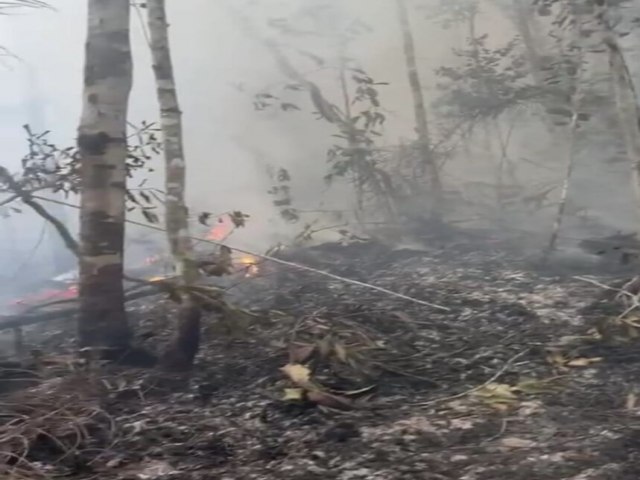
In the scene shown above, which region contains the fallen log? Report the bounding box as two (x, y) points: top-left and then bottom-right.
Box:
(0, 285), (161, 331)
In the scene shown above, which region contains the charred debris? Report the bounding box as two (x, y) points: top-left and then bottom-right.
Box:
(2, 225), (640, 478)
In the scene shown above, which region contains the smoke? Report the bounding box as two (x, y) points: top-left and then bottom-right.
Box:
(0, 0), (639, 289)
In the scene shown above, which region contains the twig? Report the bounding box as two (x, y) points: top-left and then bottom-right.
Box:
(413, 349), (530, 407)
(374, 362), (440, 387)
(573, 275), (629, 295)
(480, 417), (510, 445)
(573, 275), (640, 317)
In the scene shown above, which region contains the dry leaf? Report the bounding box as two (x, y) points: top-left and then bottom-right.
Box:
(513, 378), (559, 395)
(566, 357), (602, 367)
(334, 342), (348, 362)
(500, 437), (536, 449)
(280, 363), (312, 388)
(283, 388), (305, 401)
(474, 383), (518, 400)
(473, 382), (519, 410)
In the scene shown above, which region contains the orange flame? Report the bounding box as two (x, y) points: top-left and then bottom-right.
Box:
(11, 284), (78, 306)
(206, 217), (234, 241)
(236, 254), (259, 277)
(144, 254), (161, 265)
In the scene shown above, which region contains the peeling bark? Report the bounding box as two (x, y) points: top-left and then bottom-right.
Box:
(77, 0), (132, 349)
(395, 0), (443, 219)
(147, 0), (201, 370)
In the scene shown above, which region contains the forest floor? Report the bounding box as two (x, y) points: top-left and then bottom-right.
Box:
(2, 233), (640, 480)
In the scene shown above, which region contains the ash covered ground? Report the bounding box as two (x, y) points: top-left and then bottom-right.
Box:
(2, 233), (640, 480)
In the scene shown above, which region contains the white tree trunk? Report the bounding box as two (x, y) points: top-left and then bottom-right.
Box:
(395, 0), (443, 218)
(77, 0), (132, 349)
(147, 0), (200, 370)
(593, 0), (640, 225)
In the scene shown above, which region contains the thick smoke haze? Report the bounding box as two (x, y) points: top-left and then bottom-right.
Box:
(1, 0), (639, 284)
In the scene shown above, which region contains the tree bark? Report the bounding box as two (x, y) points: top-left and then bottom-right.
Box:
(593, 0), (640, 228)
(395, 0), (443, 219)
(76, 0), (132, 349)
(147, 0), (201, 370)
(511, 0), (546, 89)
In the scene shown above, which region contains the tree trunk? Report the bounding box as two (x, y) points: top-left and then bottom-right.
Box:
(593, 0), (640, 228)
(511, 0), (546, 89)
(509, 0), (572, 133)
(543, 109), (580, 260)
(147, 0), (201, 370)
(77, 0), (132, 349)
(395, 0), (443, 219)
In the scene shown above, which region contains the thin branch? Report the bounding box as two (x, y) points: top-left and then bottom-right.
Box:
(414, 349), (530, 407)
(0, 193), (21, 207)
(0, 1), (50, 13)
(0, 165), (79, 256)
(0, 183), (59, 207)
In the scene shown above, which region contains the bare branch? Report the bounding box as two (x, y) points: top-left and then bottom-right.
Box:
(0, 165), (80, 256)
(0, 1), (50, 13)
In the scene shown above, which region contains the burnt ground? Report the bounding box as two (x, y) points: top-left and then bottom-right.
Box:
(3, 236), (640, 480)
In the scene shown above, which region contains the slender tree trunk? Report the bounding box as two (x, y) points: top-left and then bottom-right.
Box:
(147, 0), (201, 370)
(77, 0), (132, 349)
(509, 0), (572, 134)
(395, 0), (443, 219)
(511, 0), (545, 88)
(593, 0), (640, 222)
(608, 42), (640, 210)
(338, 54), (364, 212)
(543, 9), (587, 260)
(543, 109), (580, 260)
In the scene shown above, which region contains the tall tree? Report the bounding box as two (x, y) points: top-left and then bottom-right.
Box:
(395, 0), (443, 219)
(593, 0), (640, 216)
(510, 0), (545, 88)
(76, 0), (133, 349)
(146, 0), (201, 370)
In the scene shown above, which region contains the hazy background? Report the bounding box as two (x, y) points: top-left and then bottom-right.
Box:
(0, 0), (637, 285)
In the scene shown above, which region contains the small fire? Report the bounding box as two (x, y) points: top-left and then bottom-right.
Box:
(236, 254), (260, 277)
(11, 284), (78, 307)
(144, 254), (161, 265)
(147, 275), (169, 282)
(207, 217), (234, 241)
